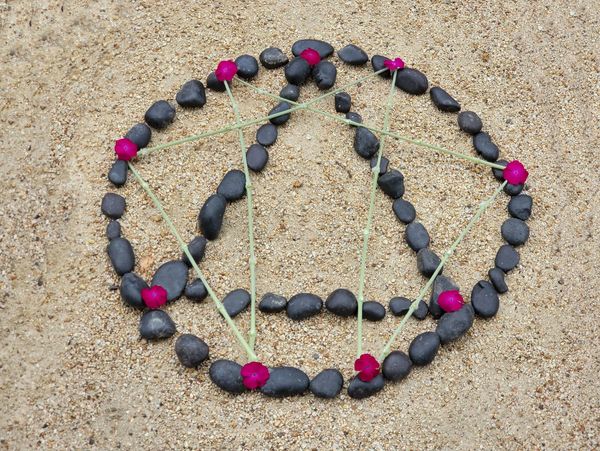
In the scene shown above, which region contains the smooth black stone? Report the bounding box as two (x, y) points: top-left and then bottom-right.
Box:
(144, 100), (176, 129)
(175, 79), (206, 108)
(259, 47), (289, 69)
(429, 275), (459, 319)
(258, 293), (287, 313)
(413, 300), (429, 320)
(175, 334), (209, 368)
(310, 369), (343, 399)
(471, 280), (500, 318)
(473, 132), (500, 162)
(217, 169), (246, 202)
(354, 127), (380, 159)
(508, 194), (533, 221)
(395, 68), (429, 95)
(501, 218), (530, 246)
(378, 169), (405, 199)
(389, 297), (411, 316)
(436, 304), (475, 344)
(312, 61), (337, 90)
(405, 222), (430, 251)
(198, 193), (227, 240)
(184, 278), (208, 302)
(346, 112), (362, 125)
(488, 267), (508, 294)
(268, 102), (292, 126)
(429, 87), (461, 112)
(209, 360), (246, 394)
(371, 55), (391, 78)
(256, 123), (278, 147)
(284, 57), (311, 85)
(108, 160), (128, 187)
(106, 220), (121, 240)
(125, 123), (152, 148)
(246, 144), (269, 172)
(370, 155), (389, 175)
(182, 236), (207, 266)
(206, 72), (225, 92)
(363, 301), (386, 321)
(495, 244), (520, 272)
(279, 84), (300, 101)
(392, 198), (416, 224)
(222, 289), (251, 318)
(337, 44), (368, 65)
(347, 374), (384, 399)
(504, 183), (524, 196)
(234, 54), (259, 79)
(120, 272), (148, 309)
(382, 351), (412, 382)
(458, 111), (483, 135)
(139, 310), (176, 340)
(409, 331), (440, 366)
(291, 39), (334, 58)
(335, 92), (352, 113)
(325, 288), (357, 317)
(107, 237), (135, 276)
(417, 248), (442, 277)
(101, 193), (126, 219)
(261, 367), (309, 397)
(151, 260), (188, 302)
(492, 159), (508, 181)
(286, 293), (323, 320)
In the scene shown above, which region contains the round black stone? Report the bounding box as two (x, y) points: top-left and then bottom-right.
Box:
(107, 237), (135, 276)
(405, 222), (430, 251)
(175, 334), (209, 368)
(504, 183), (524, 196)
(286, 293), (323, 320)
(268, 102), (292, 126)
(182, 236), (207, 267)
(408, 331), (440, 366)
(335, 92), (352, 113)
(256, 123), (278, 147)
(259, 47), (289, 69)
(151, 260), (188, 302)
(222, 289), (251, 318)
(473, 132), (500, 162)
(378, 169), (405, 199)
(492, 159), (508, 181)
(471, 280), (500, 318)
(106, 220), (121, 240)
(416, 248), (442, 277)
(395, 68), (429, 95)
(120, 272), (148, 309)
(206, 72), (225, 92)
(508, 194), (533, 221)
(284, 57), (311, 85)
(258, 293), (287, 313)
(260, 367), (310, 397)
(291, 39), (334, 58)
(436, 304), (474, 344)
(325, 288), (357, 317)
(429, 275), (459, 319)
(246, 144), (269, 172)
(185, 278), (208, 302)
(217, 169), (246, 202)
(389, 297), (411, 316)
(279, 84), (300, 101)
(370, 155), (389, 175)
(458, 111), (483, 135)
(175, 80), (206, 108)
(337, 44), (368, 65)
(139, 310), (176, 340)
(362, 301), (386, 321)
(108, 160), (128, 187)
(209, 359), (246, 394)
(354, 127), (380, 159)
(371, 55), (391, 78)
(312, 61), (337, 90)
(310, 369), (343, 399)
(125, 123), (152, 148)
(392, 198), (416, 224)
(429, 87), (461, 112)
(101, 193), (126, 219)
(346, 111), (363, 125)
(144, 100), (176, 129)
(488, 267), (508, 294)
(382, 351), (412, 382)
(347, 374), (385, 399)
(501, 218), (530, 246)
(413, 300), (429, 320)
(198, 193), (227, 240)
(234, 54), (259, 79)
(495, 244), (520, 272)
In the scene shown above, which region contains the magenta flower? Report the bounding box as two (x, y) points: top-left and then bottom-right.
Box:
(114, 138), (138, 161)
(240, 361), (270, 389)
(503, 160), (529, 185)
(141, 285), (168, 310)
(299, 48), (321, 66)
(384, 57), (405, 72)
(354, 353), (380, 382)
(215, 60), (238, 82)
(438, 290), (465, 313)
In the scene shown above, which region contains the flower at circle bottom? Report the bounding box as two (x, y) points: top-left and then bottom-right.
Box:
(141, 285), (168, 310)
(438, 290), (465, 313)
(240, 361), (270, 389)
(384, 57), (405, 72)
(503, 160), (529, 185)
(299, 48), (321, 66)
(354, 353), (380, 382)
(114, 137), (138, 161)
(215, 60), (238, 82)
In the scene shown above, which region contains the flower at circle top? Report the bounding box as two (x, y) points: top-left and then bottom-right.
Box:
(438, 290), (465, 313)
(215, 60), (238, 82)
(141, 285), (168, 310)
(240, 361), (270, 389)
(299, 48), (321, 66)
(354, 353), (380, 382)
(384, 57), (405, 72)
(114, 137), (138, 161)
(503, 160), (529, 185)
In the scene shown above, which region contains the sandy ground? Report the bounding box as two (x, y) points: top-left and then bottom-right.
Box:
(1, 0), (599, 449)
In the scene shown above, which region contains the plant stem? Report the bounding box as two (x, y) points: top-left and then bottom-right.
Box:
(377, 180), (508, 361)
(127, 161), (258, 361)
(224, 80), (258, 351)
(356, 70), (398, 358)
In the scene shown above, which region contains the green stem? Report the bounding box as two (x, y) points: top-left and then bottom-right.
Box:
(224, 81), (258, 352)
(377, 180), (508, 361)
(127, 161), (258, 361)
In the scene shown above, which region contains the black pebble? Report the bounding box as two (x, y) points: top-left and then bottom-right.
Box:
(508, 194), (533, 221)
(222, 289), (251, 318)
(382, 351), (412, 382)
(108, 160), (128, 187)
(268, 102), (292, 126)
(310, 369), (343, 399)
(106, 220), (121, 240)
(261, 367), (310, 397)
(378, 169), (405, 199)
(107, 237), (135, 276)
(246, 144), (269, 172)
(151, 260), (188, 301)
(392, 198), (416, 224)
(175, 334), (209, 368)
(495, 244), (520, 272)
(235, 54), (259, 79)
(259, 47), (289, 69)
(284, 57), (311, 85)
(409, 331), (440, 365)
(346, 112), (362, 125)
(416, 248), (442, 277)
(325, 288), (357, 317)
(139, 310), (176, 340)
(492, 159), (508, 181)
(458, 111), (483, 135)
(363, 301), (386, 321)
(206, 72), (225, 92)
(429, 275), (459, 318)
(471, 280), (500, 318)
(291, 39), (334, 58)
(395, 68), (429, 95)
(413, 300), (429, 320)
(185, 278), (208, 302)
(429, 87), (460, 112)
(175, 80), (206, 108)
(354, 127), (380, 159)
(337, 44), (368, 65)
(287, 293), (323, 320)
(217, 169), (246, 202)
(256, 124), (278, 147)
(312, 61), (337, 90)
(259, 293), (287, 313)
(504, 183), (524, 196)
(280, 84), (300, 101)
(347, 374), (385, 399)
(473, 132), (500, 162)
(389, 297), (411, 316)
(501, 218), (530, 246)
(436, 304), (474, 344)
(488, 267), (508, 293)
(182, 235), (207, 267)
(125, 123), (152, 148)
(370, 155), (389, 175)
(405, 222), (430, 251)
(198, 194), (227, 240)
(371, 55), (391, 78)
(101, 193), (126, 219)
(335, 92), (352, 113)
(209, 359), (246, 394)
(120, 272), (148, 309)
(144, 100), (176, 129)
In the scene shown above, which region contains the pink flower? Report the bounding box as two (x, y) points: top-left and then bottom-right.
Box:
(215, 60), (238, 82)
(354, 353), (380, 382)
(438, 290), (465, 313)
(114, 138), (138, 161)
(240, 361), (270, 389)
(503, 160), (529, 185)
(384, 57), (405, 72)
(299, 48), (320, 66)
(141, 285), (168, 309)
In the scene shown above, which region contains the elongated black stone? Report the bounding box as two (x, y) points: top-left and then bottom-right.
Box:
(198, 194), (227, 240)
(260, 367), (309, 397)
(291, 39), (334, 58)
(347, 374), (384, 399)
(408, 331), (440, 365)
(429, 87), (460, 112)
(395, 68), (428, 95)
(209, 360), (246, 394)
(107, 237), (135, 276)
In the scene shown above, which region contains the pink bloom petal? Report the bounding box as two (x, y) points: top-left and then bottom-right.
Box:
(114, 138), (138, 161)
(354, 353), (380, 382)
(240, 361), (270, 390)
(503, 160), (529, 185)
(438, 290), (464, 313)
(384, 57), (405, 72)
(141, 285), (168, 309)
(299, 48), (321, 66)
(215, 60), (238, 82)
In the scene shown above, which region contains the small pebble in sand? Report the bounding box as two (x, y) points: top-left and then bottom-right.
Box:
(246, 144), (269, 172)
(175, 80), (206, 108)
(501, 218), (530, 246)
(392, 198), (416, 224)
(284, 57), (311, 85)
(279, 84), (300, 101)
(108, 160), (128, 187)
(488, 267), (508, 293)
(124, 123), (151, 148)
(337, 44), (368, 65)
(259, 47), (289, 69)
(362, 301), (386, 321)
(436, 304), (474, 344)
(184, 278), (208, 302)
(181, 236), (207, 267)
(416, 248), (442, 277)
(198, 194), (227, 240)
(310, 369), (344, 398)
(291, 39), (334, 58)
(473, 132), (500, 162)
(258, 293), (287, 313)
(120, 272), (148, 309)
(347, 374), (384, 399)
(335, 92), (352, 113)
(268, 102), (292, 125)
(256, 123), (278, 147)
(222, 289), (251, 318)
(405, 222), (430, 251)
(206, 72), (226, 92)
(235, 54), (259, 79)
(458, 111), (483, 135)
(209, 359), (246, 394)
(144, 100), (176, 129)
(312, 61), (337, 89)
(495, 244), (520, 272)
(101, 193), (126, 219)
(508, 194), (533, 221)
(260, 367), (310, 397)
(151, 261), (188, 301)
(409, 331), (440, 365)
(395, 68), (428, 95)
(106, 220), (121, 240)
(139, 310), (176, 340)
(325, 288), (358, 317)
(217, 170), (246, 202)
(382, 351), (412, 381)
(175, 334), (209, 368)
(286, 293), (323, 320)
(370, 155), (389, 175)
(354, 127), (380, 159)
(107, 237), (135, 276)
(429, 87), (461, 112)
(471, 280), (500, 318)
(378, 169), (405, 199)
(429, 275), (460, 318)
